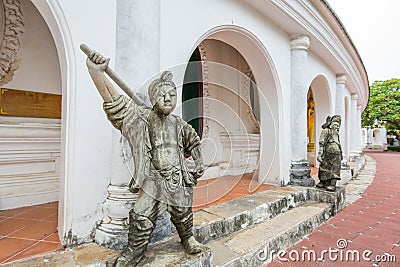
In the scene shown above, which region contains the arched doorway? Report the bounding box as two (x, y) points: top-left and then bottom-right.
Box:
(307, 75), (331, 167)
(0, 0), (70, 261)
(182, 27), (282, 206)
(182, 47), (203, 139)
(0, 1), (62, 210)
(29, 0), (76, 245)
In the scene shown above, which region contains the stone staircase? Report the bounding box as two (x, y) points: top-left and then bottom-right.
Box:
(6, 186), (345, 267)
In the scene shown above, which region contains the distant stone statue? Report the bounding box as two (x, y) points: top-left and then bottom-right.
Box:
(84, 48), (205, 266)
(316, 115), (342, 191)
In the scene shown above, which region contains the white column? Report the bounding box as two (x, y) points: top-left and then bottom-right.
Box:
(357, 105), (363, 150)
(381, 126), (388, 146)
(95, 0), (171, 249)
(115, 0), (161, 97)
(349, 94), (361, 161)
(289, 34), (314, 186)
(335, 75), (349, 167)
(335, 75), (346, 145)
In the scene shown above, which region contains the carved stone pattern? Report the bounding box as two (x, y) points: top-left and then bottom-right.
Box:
(242, 68), (259, 132)
(0, 0), (25, 85)
(198, 43), (210, 142)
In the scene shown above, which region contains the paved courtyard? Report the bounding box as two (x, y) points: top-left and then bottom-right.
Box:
(269, 151), (400, 266)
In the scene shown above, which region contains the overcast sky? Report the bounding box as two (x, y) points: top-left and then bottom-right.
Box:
(328, 0), (400, 84)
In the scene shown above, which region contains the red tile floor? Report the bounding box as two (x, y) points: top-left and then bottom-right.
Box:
(1, 170), (314, 264)
(193, 172), (276, 210)
(0, 202), (62, 264)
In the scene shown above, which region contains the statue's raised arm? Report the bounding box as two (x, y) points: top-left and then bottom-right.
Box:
(82, 44), (145, 106)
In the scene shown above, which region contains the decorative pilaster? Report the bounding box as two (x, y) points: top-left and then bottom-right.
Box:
(349, 94), (361, 161)
(357, 105), (364, 150)
(95, 133), (136, 249)
(289, 34), (314, 186)
(335, 75), (346, 136)
(95, 0), (172, 249)
(335, 75), (349, 168)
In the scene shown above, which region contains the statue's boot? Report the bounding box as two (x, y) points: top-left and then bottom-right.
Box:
(326, 179), (338, 192)
(316, 180), (326, 188)
(172, 212), (202, 254)
(113, 212), (155, 267)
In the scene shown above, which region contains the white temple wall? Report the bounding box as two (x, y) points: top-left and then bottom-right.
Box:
(29, 0), (118, 244)
(57, 0), (117, 244)
(160, 0), (292, 186)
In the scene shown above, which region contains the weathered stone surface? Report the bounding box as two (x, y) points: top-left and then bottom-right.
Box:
(208, 202), (331, 266)
(193, 185), (345, 245)
(289, 160), (315, 186)
(4, 240), (211, 267)
(4, 244), (119, 267)
(139, 237), (212, 267)
(193, 188), (311, 244)
(308, 187), (346, 215)
(345, 155), (376, 204)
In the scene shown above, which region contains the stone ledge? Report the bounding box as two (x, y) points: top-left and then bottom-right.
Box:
(193, 186), (345, 244)
(4, 187), (346, 267)
(208, 201), (332, 266)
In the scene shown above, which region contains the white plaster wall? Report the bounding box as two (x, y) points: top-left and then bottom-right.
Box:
(58, 0), (117, 244)
(307, 52), (336, 114)
(160, 0), (292, 186)
(6, 1), (61, 94)
(30, 0), (117, 244)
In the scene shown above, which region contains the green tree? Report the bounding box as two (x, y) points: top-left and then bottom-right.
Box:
(362, 78), (400, 135)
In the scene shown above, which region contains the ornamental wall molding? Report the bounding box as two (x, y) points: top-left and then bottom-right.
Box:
(244, 0), (368, 106)
(242, 68), (260, 132)
(0, 0), (25, 86)
(197, 42), (210, 141)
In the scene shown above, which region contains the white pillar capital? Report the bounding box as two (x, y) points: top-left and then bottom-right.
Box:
(290, 34), (310, 50)
(351, 93), (359, 100)
(336, 74), (347, 85)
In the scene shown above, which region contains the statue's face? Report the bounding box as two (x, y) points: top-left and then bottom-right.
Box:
(154, 85), (177, 115)
(331, 122), (340, 133)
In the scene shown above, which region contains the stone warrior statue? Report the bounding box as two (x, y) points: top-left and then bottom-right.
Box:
(316, 115), (343, 191)
(84, 47), (205, 266)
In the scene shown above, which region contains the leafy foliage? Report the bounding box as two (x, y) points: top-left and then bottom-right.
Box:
(387, 146), (400, 152)
(362, 78), (400, 134)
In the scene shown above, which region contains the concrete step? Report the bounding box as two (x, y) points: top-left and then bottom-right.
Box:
(208, 201), (331, 267)
(193, 186), (344, 244)
(4, 187), (344, 267)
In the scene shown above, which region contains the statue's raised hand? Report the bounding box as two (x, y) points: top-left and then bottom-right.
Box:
(86, 51), (110, 72)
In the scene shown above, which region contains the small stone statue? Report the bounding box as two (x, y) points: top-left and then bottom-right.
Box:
(85, 50), (205, 266)
(316, 115), (343, 191)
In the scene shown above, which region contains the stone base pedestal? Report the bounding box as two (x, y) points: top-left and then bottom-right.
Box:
(95, 185), (173, 250)
(349, 151), (363, 162)
(95, 185), (136, 250)
(289, 160), (315, 186)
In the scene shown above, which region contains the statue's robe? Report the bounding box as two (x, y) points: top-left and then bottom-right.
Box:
(103, 95), (200, 206)
(318, 128), (343, 181)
